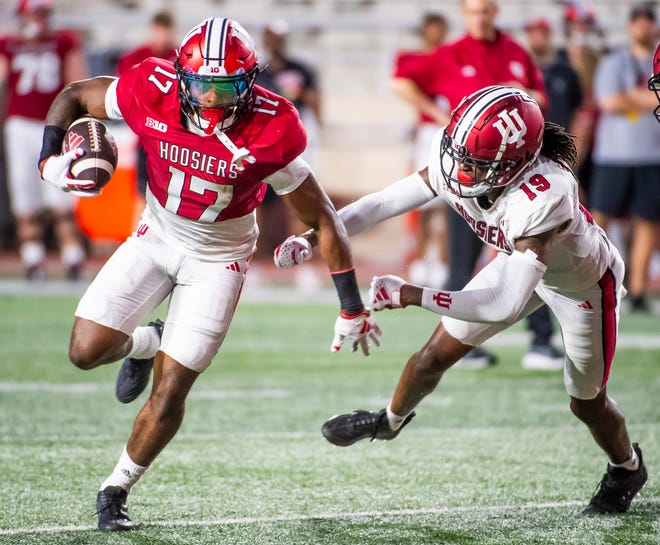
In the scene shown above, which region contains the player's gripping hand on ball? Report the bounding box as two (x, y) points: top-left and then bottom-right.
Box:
(40, 149), (99, 197)
(273, 235), (312, 268)
(369, 275), (408, 311)
(331, 310), (382, 355)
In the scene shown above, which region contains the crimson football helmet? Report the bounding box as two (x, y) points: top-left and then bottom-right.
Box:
(649, 42), (660, 123)
(175, 17), (260, 134)
(440, 85), (545, 198)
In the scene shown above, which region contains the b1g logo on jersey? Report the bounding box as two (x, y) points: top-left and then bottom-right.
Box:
(493, 107), (527, 149)
(146, 117), (168, 133)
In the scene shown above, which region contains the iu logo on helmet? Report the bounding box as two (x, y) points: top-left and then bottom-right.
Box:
(492, 108), (527, 149)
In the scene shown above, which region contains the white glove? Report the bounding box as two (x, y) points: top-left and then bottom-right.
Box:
(40, 149), (99, 198)
(273, 235), (312, 269)
(331, 310), (382, 355)
(368, 275), (407, 311)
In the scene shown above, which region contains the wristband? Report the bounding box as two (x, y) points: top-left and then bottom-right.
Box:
(331, 267), (364, 314)
(38, 125), (66, 165)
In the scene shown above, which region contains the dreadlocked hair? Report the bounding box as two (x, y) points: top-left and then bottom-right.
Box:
(540, 122), (578, 169)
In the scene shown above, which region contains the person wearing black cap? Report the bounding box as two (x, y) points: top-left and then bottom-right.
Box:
(590, 2), (660, 313)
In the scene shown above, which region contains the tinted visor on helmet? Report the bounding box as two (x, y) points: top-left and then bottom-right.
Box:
(182, 72), (248, 110)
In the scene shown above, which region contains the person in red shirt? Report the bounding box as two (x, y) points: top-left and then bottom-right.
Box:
(392, 13), (450, 292)
(0, 0), (88, 279)
(116, 10), (177, 76)
(38, 17), (380, 531)
(392, 0), (562, 371)
(116, 10), (178, 202)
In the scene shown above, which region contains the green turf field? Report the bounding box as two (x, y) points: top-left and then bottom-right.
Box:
(0, 292), (658, 544)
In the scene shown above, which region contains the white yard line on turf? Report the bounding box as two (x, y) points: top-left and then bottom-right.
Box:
(1, 497), (658, 536)
(0, 383), (290, 398)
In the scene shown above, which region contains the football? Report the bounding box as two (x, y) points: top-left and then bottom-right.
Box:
(62, 117), (118, 191)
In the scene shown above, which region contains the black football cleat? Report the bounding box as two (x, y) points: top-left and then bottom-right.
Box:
(582, 443), (648, 515)
(322, 408), (415, 446)
(96, 486), (134, 531)
(116, 319), (164, 404)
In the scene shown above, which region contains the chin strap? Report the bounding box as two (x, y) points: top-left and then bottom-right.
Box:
(214, 127), (255, 172)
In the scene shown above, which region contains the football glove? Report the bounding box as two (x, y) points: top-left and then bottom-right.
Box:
(368, 275), (407, 311)
(273, 235), (312, 269)
(40, 149), (100, 197)
(331, 310), (382, 356)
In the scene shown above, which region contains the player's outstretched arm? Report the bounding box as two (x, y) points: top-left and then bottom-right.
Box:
(370, 234), (553, 324)
(281, 173), (381, 355)
(274, 169), (436, 268)
(38, 77), (115, 195)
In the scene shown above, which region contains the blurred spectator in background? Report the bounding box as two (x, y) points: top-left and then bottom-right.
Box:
(561, 1), (607, 202)
(256, 19), (322, 266)
(259, 19), (321, 167)
(392, 0), (562, 370)
(117, 10), (177, 212)
(525, 17), (583, 132)
(116, 10), (177, 77)
(590, 2), (660, 313)
(392, 12), (450, 290)
(0, 0), (88, 280)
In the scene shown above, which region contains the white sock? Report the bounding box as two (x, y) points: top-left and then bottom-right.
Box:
(20, 241), (45, 268)
(60, 244), (85, 267)
(386, 404), (412, 431)
(126, 324), (161, 359)
(100, 446), (148, 493)
(609, 446), (639, 471)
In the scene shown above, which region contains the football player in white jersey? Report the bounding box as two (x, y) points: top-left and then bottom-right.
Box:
(274, 86), (647, 515)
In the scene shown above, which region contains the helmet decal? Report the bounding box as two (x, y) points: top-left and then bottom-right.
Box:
(440, 85), (545, 198)
(492, 108), (528, 149)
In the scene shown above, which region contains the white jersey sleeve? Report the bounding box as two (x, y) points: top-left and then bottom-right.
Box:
(263, 156), (312, 196)
(338, 172), (435, 237)
(504, 158), (575, 241)
(104, 78), (123, 120)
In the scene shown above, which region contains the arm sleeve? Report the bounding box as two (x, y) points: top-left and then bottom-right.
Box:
(104, 78), (123, 120)
(264, 156), (312, 195)
(338, 172), (436, 236)
(420, 249), (547, 323)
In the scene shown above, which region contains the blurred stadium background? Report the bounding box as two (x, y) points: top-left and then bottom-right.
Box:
(0, 4), (658, 542)
(0, 0), (657, 291)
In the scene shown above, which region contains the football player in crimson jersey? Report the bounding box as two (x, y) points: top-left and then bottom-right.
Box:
(0, 0), (88, 279)
(276, 86), (648, 515)
(649, 42), (660, 121)
(38, 17), (380, 531)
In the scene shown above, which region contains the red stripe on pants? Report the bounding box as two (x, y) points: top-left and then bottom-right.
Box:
(598, 269), (617, 388)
